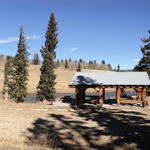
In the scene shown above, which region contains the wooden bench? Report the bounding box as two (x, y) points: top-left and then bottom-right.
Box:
(121, 99), (149, 107)
(121, 99), (142, 105)
(90, 99), (99, 105)
(121, 96), (133, 100)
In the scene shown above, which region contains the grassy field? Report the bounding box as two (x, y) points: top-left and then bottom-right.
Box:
(0, 64), (112, 93)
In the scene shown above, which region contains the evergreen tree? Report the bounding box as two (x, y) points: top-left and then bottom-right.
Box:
(56, 59), (59, 67)
(117, 64), (120, 72)
(134, 30), (150, 75)
(101, 60), (105, 65)
(36, 12), (58, 102)
(11, 26), (29, 103)
(121, 89), (127, 97)
(76, 62), (81, 72)
(64, 59), (69, 68)
(69, 58), (71, 63)
(37, 50), (56, 101)
(133, 65), (139, 71)
(107, 64), (112, 70)
(2, 56), (13, 101)
(61, 59), (63, 65)
(101, 60), (106, 70)
(45, 12), (58, 59)
(79, 59), (83, 63)
(32, 53), (39, 65)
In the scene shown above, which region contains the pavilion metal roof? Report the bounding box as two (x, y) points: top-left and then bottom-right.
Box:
(70, 72), (150, 86)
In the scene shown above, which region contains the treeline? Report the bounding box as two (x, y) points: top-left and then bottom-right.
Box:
(54, 58), (112, 71)
(2, 53), (133, 72)
(2, 53), (132, 72)
(0, 54), (113, 71)
(0, 54), (42, 65)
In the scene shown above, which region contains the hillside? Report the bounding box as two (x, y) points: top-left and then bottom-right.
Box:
(0, 64), (112, 93)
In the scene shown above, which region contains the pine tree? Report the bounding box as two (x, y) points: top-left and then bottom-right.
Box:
(69, 58), (71, 63)
(36, 12), (58, 102)
(79, 59), (83, 63)
(61, 59), (64, 65)
(36, 49), (56, 101)
(64, 59), (69, 68)
(134, 30), (150, 75)
(107, 64), (112, 71)
(76, 62), (81, 72)
(117, 64), (120, 72)
(101, 60), (105, 65)
(2, 56), (13, 101)
(101, 60), (106, 70)
(32, 53), (39, 65)
(11, 26), (29, 103)
(56, 59), (59, 67)
(121, 89), (127, 97)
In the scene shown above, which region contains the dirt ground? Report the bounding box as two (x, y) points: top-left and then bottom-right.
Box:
(0, 98), (150, 150)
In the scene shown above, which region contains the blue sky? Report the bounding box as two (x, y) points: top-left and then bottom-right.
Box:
(0, 0), (150, 69)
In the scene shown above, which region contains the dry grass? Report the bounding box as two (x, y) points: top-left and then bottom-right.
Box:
(0, 64), (112, 93)
(0, 98), (150, 150)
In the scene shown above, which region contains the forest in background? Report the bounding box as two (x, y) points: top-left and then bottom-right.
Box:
(0, 54), (133, 72)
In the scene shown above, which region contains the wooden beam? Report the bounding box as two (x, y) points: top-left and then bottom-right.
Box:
(142, 88), (147, 107)
(75, 87), (80, 106)
(103, 88), (105, 101)
(116, 88), (121, 106)
(99, 88), (104, 107)
(138, 91), (141, 101)
(143, 88), (146, 101)
(82, 88), (85, 101)
(136, 91), (139, 100)
(108, 86), (112, 88)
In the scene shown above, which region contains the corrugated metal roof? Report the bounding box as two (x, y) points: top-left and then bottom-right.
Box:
(70, 72), (150, 86)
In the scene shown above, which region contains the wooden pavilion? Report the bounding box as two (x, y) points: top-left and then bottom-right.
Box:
(69, 72), (150, 107)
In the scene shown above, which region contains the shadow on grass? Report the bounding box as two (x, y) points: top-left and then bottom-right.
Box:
(25, 106), (150, 150)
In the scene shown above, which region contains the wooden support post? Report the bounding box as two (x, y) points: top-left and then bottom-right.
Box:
(103, 88), (105, 101)
(142, 88), (147, 107)
(138, 91), (141, 101)
(116, 87), (121, 106)
(75, 87), (80, 106)
(136, 91), (139, 100)
(99, 88), (104, 107)
(82, 88), (85, 101)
